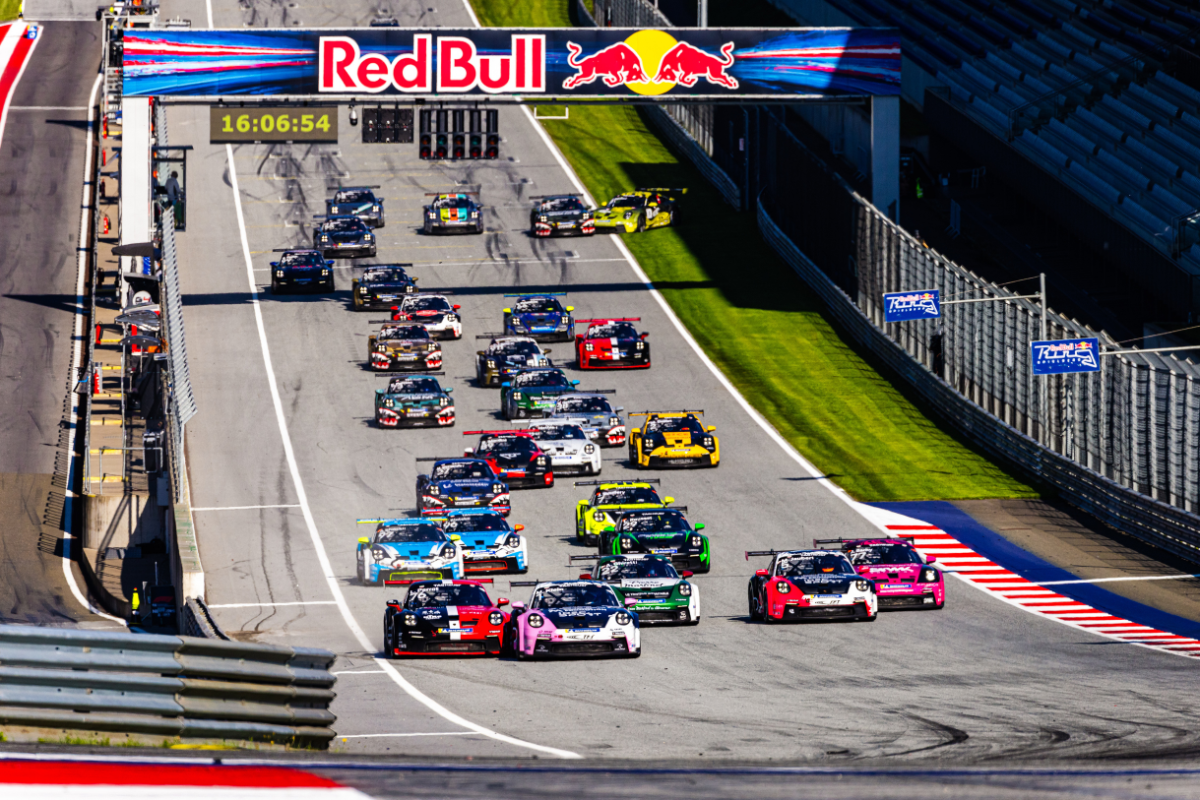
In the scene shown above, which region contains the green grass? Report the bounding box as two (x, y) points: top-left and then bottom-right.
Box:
(470, 0), (1039, 501)
(0, 0), (20, 22)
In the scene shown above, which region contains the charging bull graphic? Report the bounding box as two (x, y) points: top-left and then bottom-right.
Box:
(562, 42), (649, 89)
(654, 41), (738, 89)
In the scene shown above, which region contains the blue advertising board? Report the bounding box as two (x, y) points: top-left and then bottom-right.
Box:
(121, 27), (901, 99)
(883, 289), (940, 323)
(1030, 338), (1101, 376)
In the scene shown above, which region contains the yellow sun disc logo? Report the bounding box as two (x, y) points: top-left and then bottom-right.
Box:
(623, 29), (678, 96)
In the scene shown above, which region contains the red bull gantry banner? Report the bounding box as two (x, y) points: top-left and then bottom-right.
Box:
(122, 28), (900, 99)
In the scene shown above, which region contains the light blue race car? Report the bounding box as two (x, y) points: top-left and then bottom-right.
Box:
(355, 517), (464, 586)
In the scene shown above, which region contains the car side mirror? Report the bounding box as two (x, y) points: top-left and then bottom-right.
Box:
(544, 348), (552, 354)
(640, 333), (648, 340)
(707, 426), (716, 432)
(566, 306), (575, 312)
(603, 526), (615, 532)
(926, 555), (937, 564)
(664, 496), (675, 504)
(695, 523), (705, 531)
(755, 569), (769, 577)
(577, 499), (588, 506)
(514, 524), (525, 532)
(326, 260), (335, 267)
(464, 447), (475, 456)
(502, 307), (512, 314)
(497, 598), (509, 606)
(269, 261), (279, 267)
(450, 534), (461, 542)
(453, 304), (461, 310)
(357, 537), (369, 544)
(511, 601), (526, 610)
(445, 387), (453, 393)
(615, 406), (625, 413)
(681, 571), (694, 578)
(571, 380), (580, 386)
(579, 573), (592, 580)
(501, 382), (511, 388)
(624, 597), (637, 607)
(477, 350), (486, 356)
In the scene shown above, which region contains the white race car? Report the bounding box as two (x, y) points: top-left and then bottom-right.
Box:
(393, 293), (463, 340)
(525, 419), (602, 476)
(548, 392), (625, 447)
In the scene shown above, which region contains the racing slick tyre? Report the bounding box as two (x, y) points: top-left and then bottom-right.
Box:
(423, 220), (433, 235)
(748, 586), (763, 621)
(669, 208), (677, 227)
(636, 213), (646, 233)
(271, 280), (283, 294)
(475, 221), (484, 234)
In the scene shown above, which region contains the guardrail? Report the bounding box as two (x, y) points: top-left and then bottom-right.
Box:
(0, 624), (336, 745)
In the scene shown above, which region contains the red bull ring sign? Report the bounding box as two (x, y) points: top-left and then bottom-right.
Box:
(122, 27), (900, 100)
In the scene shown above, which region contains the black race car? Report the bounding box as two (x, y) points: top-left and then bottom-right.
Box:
(416, 457), (511, 517)
(475, 336), (553, 387)
(327, 186), (385, 228)
(463, 430), (554, 490)
(374, 374), (455, 429)
(423, 193), (484, 235)
(313, 214), (377, 257)
(270, 248), (334, 293)
(352, 264), (418, 310)
(529, 195), (595, 238)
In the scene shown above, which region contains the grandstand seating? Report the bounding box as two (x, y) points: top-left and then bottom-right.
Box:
(817, 0), (1200, 269)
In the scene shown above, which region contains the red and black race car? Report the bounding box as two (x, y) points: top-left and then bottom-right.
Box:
(575, 318), (650, 370)
(383, 579), (510, 657)
(462, 430), (555, 490)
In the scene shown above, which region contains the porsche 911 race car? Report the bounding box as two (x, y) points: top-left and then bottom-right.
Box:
(550, 393), (626, 447)
(524, 420), (601, 476)
(628, 411), (719, 469)
(574, 479), (673, 546)
(746, 549), (878, 623)
(500, 368), (581, 420)
(601, 507), (710, 574)
(354, 517), (464, 586)
(502, 294), (575, 342)
(529, 194), (595, 237)
(462, 430), (554, 490)
(327, 186), (385, 228)
(383, 579), (509, 657)
(474, 336), (554, 387)
(815, 537), (945, 611)
(390, 294), (463, 340)
(574, 318), (650, 370)
(572, 555), (699, 626)
(423, 192), (483, 235)
(506, 580), (639, 659)
(434, 510), (528, 574)
(592, 187), (685, 233)
(313, 214), (376, 257)
(374, 374), (454, 429)
(352, 264), (418, 310)
(368, 323), (443, 372)
(415, 457), (511, 517)
(269, 248), (334, 293)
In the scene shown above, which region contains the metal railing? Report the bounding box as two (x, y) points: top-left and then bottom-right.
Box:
(182, 598), (229, 640)
(0, 624), (336, 745)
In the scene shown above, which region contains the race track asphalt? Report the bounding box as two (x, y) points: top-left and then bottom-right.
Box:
(0, 21), (111, 627)
(158, 0), (1200, 765)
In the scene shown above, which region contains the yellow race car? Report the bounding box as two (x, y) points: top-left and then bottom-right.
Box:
(574, 479), (675, 546)
(592, 188), (685, 233)
(627, 411), (719, 469)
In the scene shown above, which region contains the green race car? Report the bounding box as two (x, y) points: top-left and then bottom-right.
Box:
(500, 367), (579, 420)
(592, 188), (685, 233)
(600, 507), (710, 574)
(574, 479), (674, 547)
(571, 555), (700, 626)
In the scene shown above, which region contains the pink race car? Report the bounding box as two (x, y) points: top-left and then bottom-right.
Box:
(815, 537), (945, 611)
(505, 579), (640, 659)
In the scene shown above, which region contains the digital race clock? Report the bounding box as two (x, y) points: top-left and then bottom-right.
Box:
(209, 106), (338, 143)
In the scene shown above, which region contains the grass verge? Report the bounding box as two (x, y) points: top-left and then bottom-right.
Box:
(0, 0), (20, 22)
(470, 0), (1038, 501)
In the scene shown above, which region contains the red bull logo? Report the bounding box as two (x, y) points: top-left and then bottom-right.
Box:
(562, 30), (738, 95)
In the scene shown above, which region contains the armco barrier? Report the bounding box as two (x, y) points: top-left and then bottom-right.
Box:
(0, 625), (336, 745)
(758, 198), (1200, 563)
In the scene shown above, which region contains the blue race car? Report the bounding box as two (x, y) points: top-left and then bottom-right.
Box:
(433, 510), (529, 574)
(327, 186), (385, 228)
(270, 248), (334, 293)
(313, 214), (377, 257)
(415, 457), (511, 517)
(502, 293), (575, 342)
(354, 517), (464, 586)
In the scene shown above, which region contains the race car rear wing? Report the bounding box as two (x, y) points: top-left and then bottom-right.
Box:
(574, 318), (641, 324)
(503, 292), (568, 297)
(425, 191), (478, 195)
(613, 506), (687, 516)
(271, 248), (323, 253)
(629, 410), (703, 417)
(338, 185), (383, 190)
(508, 580), (542, 587)
(414, 456), (459, 462)
(577, 389), (617, 394)
(745, 550), (787, 560)
(357, 517), (427, 525)
(374, 371), (446, 377)
(636, 187), (687, 195)
(574, 479), (660, 486)
(312, 214), (361, 220)
(462, 430), (534, 437)
(813, 536), (916, 548)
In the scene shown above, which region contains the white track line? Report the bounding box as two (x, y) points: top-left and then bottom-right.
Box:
(337, 732), (480, 739)
(9, 105), (87, 110)
(62, 70), (122, 625)
(1040, 574), (1200, 586)
(206, 601), (338, 608)
(226, 144), (580, 759)
(191, 504), (301, 511)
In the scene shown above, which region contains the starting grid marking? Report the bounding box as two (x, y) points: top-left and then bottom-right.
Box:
(888, 523), (1200, 658)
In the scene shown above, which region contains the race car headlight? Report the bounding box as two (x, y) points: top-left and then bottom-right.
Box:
(275, 270), (284, 278)
(677, 582), (692, 597)
(593, 511), (606, 522)
(429, 486), (440, 496)
(608, 416), (620, 427)
(560, 316), (569, 324)
(636, 341), (645, 350)
(856, 580), (873, 592)
(492, 483), (505, 494)
(690, 535), (702, 547)
(703, 437), (715, 448)
(365, 234), (375, 242)
(584, 444), (595, 454)
(427, 344), (438, 352)
(619, 537), (635, 552)
(489, 611), (504, 625)
(527, 614), (544, 628)
(921, 569), (939, 583)
(512, 391), (522, 400)
(774, 580), (791, 594)
(536, 456), (547, 466)
(320, 235), (330, 242)
(321, 269), (330, 276)
(486, 359), (496, 369)
(615, 611), (631, 626)
(585, 343), (594, 352)
(439, 397), (449, 406)
(624, 210), (634, 218)
(371, 548), (386, 562)
(505, 534), (522, 548)
(372, 204), (380, 212)
(330, 206), (339, 213)
(539, 215), (548, 222)
(403, 614), (418, 626)
(470, 211), (479, 219)
(440, 543), (457, 558)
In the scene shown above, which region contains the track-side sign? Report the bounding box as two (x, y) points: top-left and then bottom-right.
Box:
(122, 27), (900, 100)
(1030, 338), (1101, 376)
(883, 290), (940, 323)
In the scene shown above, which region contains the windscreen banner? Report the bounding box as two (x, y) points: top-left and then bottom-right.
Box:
(122, 27), (900, 99)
